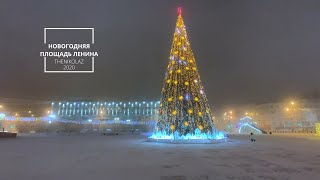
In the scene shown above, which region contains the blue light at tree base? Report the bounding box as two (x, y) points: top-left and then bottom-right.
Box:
(148, 128), (228, 144)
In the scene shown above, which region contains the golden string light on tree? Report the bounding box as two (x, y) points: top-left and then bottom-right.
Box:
(316, 123), (320, 137)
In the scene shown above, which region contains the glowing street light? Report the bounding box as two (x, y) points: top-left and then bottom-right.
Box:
(291, 101), (295, 105)
(286, 108), (289, 112)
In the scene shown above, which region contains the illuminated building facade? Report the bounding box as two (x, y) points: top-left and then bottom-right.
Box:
(51, 101), (160, 121)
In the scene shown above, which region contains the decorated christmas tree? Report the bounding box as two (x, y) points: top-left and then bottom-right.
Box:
(151, 8), (220, 141)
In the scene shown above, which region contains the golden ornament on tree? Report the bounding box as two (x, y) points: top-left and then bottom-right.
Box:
(172, 110), (177, 115)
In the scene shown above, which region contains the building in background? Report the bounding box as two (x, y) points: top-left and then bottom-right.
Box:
(51, 101), (160, 122)
(254, 99), (320, 132)
(217, 99), (320, 133)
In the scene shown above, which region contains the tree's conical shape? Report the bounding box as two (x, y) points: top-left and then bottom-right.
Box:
(155, 8), (216, 136)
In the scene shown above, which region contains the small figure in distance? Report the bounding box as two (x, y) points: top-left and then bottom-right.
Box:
(249, 132), (256, 142)
(225, 133), (229, 139)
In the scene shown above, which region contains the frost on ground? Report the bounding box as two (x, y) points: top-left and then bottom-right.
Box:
(0, 133), (319, 180)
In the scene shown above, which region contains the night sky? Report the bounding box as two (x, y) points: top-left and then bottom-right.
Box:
(0, 0), (320, 104)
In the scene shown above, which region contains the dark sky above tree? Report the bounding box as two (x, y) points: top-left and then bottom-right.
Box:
(0, 0), (320, 104)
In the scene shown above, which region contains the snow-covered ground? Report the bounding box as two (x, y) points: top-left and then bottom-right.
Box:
(0, 133), (319, 180)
